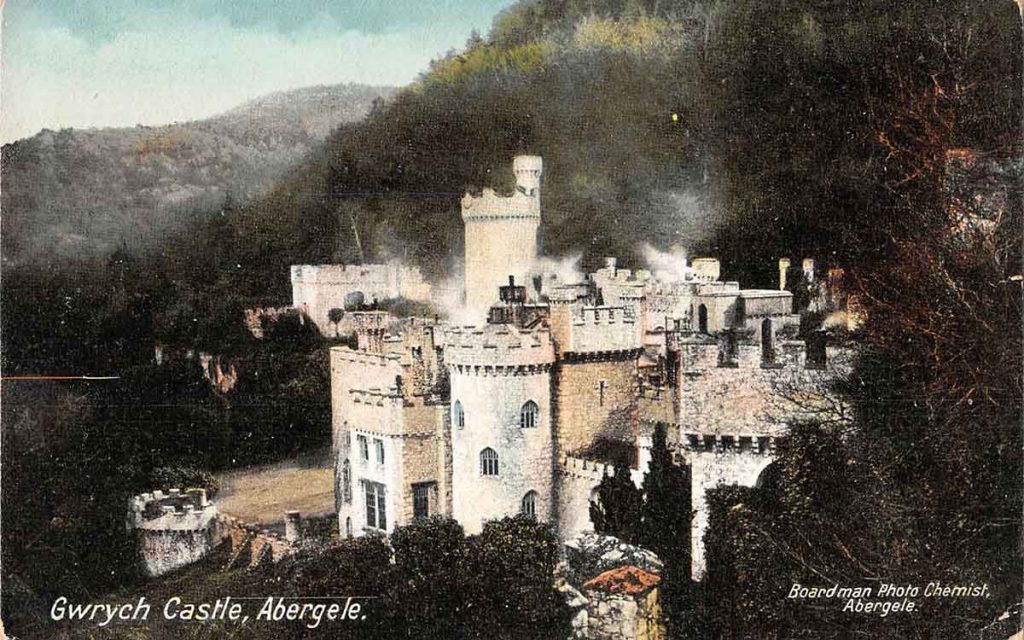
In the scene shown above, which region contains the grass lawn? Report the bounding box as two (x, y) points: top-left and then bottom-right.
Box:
(215, 447), (335, 532)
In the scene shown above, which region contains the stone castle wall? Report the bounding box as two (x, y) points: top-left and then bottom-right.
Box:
(684, 437), (778, 579)
(568, 307), (642, 354)
(555, 354), (640, 455)
(557, 457), (644, 541)
(291, 263), (431, 335)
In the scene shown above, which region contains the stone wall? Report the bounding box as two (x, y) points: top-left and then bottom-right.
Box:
(129, 489), (220, 577)
(683, 438), (778, 579)
(554, 354), (640, 454)
(557, 459), (644, 541)
(561, 534), (666, 640)
(581, 568), (664, 640)
(291, 263), (431, 335)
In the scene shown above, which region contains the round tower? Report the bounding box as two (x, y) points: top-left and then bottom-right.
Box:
(462, 156), (543, 316)
(445, 325), (556, 534)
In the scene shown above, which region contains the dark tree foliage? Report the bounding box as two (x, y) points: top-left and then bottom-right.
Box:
(463, 515), (570, 638)
(639, 423), (695, 636)
(390, 516), (469, 636)
(589, 462), (644, 544)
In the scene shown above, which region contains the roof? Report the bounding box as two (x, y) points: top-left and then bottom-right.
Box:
(582, 564), (661, 595)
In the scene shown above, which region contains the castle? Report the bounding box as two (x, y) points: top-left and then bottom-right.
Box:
(327, 156), (850, 578)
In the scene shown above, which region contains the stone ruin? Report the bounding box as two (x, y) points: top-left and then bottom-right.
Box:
(127, 488), (219, 577)
(559, 533), (667, 640)
(128, 490), (307, 577)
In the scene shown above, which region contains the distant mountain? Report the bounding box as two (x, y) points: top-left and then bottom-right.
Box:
(0, 83), (395, 266)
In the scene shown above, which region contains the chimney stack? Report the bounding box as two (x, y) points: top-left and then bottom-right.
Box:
(778, 258), (791, 290)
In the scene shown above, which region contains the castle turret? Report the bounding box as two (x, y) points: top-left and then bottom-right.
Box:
(446, 324), (556, 534)
(513, 155), (543, 196)
(462, 156), (543, 316)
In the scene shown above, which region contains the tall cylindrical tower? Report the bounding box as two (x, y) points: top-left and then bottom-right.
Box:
(461, 156), (543, 316)
(445, 325), (556, 534)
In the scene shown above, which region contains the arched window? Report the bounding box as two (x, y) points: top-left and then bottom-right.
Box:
(520, 400), (539, 429)
(453, 400), (465, 429)
(698, 304), (708, 333)
(480, 448), (499, 476)
(521, 491), (538, 518)
(345, 517), (352, 538)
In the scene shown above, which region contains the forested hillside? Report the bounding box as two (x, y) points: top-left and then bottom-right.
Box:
(1, 83), (394, 266)
(165, 0), (1020, 302)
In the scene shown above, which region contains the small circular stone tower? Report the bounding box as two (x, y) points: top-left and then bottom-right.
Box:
(462, 156), (543, 316)
(446, 324), (556, 534)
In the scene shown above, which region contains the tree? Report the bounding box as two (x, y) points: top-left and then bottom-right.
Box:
(464, 515), (570, 639)
(589, 462), (642, 544)
(391, 517), (468, 636)
(327, 308), (345, 337)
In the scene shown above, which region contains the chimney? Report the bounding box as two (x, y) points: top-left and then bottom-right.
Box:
(778, 258), (791, 290)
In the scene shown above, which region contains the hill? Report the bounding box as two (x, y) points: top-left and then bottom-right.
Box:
(178, 0), (1018, 305)
(0, 83), (395, 266)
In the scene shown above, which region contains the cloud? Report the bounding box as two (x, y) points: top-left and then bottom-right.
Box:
(0, 1), (512, 142)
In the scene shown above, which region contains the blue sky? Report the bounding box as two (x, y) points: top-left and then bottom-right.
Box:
(0, 1), (514, 142)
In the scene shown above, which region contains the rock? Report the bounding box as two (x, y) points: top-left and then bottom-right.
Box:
(564, 532), (663, 582)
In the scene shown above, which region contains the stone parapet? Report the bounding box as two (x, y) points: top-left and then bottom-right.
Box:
(460, 188), (540, 220)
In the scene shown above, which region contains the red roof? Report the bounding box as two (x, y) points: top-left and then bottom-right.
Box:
(583, 565), (661, 595)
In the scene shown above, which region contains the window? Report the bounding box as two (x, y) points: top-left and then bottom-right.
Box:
(342, 459), (351, 503)
(413, 484), (431, 519)
(357, 435), (369, 461)
(480, 448), (499, 476)
(761, 318), (774, 363)
(374, 438), (385, 465)
(521, 491), (538, 518)
(364, 482), (387, 530)
(453, 400), (465, 429)
(345, 517), (352, 538)
(698, 304), (708, 333)
(520, 401), (539, 429)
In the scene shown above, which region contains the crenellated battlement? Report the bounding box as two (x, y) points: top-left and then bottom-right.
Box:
(560, 455), (616, 482)
(573, 305), (637, 326)
(681, 432), (780, 454)
(674, 335), (823, 371)
(563, 305), (642, 355)
(445, 325), (555, 369)
(290, 263), (428, 286)
(129, 488), (217, 532)
(461, 188), (540, 220)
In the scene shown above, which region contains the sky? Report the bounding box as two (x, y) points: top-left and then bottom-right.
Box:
(0, 0), (514, 143)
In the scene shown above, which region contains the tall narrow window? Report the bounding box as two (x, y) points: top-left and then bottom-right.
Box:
(520, 401), (539, 429)
(345, 517), (352, 538)
(342, 459), (351, 503)
(480, 448), (499, 476)
(364, 482), (387, 530)
(761, 318), (774, 363)
(357, 435), (369, 461)
(521, 491), (538, 518)
(698, 304), (708, 333)
(374, 438), (385, 465)
(413, 484), (430, 519)
(453, 400), (465, 429)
